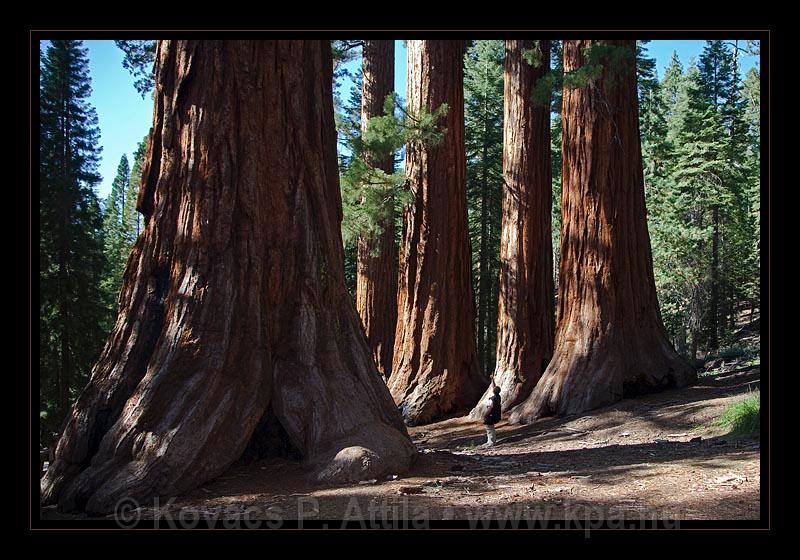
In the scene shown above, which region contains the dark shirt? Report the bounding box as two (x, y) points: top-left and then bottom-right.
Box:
(485, 393), (501, 425)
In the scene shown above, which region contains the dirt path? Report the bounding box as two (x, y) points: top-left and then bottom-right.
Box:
(41, 364), (760, 524)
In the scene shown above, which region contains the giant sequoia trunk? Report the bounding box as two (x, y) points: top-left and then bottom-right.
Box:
(471, 40), (554, 417)
(389, 40), (487, 425)
(356, 40), (397, 379)
(41, 40), (416, 514)
(508, 40), (695, 423)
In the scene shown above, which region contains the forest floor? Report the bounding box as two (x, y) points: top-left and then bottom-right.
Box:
(42, 344), (761, 525)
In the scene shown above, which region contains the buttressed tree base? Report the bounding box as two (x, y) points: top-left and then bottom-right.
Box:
(508, 40), (695, 424)
(389, 40), (488, 426)
(41, 40), (416, 514)
(470, 39), (555, 418)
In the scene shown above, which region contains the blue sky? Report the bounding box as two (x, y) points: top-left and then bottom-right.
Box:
(73, 40), (758, 201)
(360, 40), (759, 107)
(83, 41), (153, 199)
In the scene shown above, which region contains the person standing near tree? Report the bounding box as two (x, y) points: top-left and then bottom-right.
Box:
(482, 384), (502, 446)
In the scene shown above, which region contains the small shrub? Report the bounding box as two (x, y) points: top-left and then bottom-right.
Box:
(705, 342), (759, 364)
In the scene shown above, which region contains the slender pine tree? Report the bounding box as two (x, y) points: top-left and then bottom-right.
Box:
(123, 137), (147, 245)
(102, 154), (130, 309)
(39, 40), (106, 437)
(637, 42), (671, 180)
(464, 40), (504, 376)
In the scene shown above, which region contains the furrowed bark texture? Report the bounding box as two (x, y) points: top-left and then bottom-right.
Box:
(389, 40), (487, 426)
(356, 40), (397, 379)
(508, 40), (695, 423)
(41, 40), (415, 514)
(471, 40), (554, 417)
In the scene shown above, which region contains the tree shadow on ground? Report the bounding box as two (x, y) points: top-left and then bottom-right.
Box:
(421, 366), (760, 451)
(318, 487), (760, 523)
(39, 366), (760, 522)
(411, 434), (758, 482)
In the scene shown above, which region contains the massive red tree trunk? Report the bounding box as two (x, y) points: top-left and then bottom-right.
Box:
(472, 40), (554, 416)
(508, 40), (695, 423)
(389, 40), (487, 426)
(41, 40), (415, 514)
(356, 40), (397, 379)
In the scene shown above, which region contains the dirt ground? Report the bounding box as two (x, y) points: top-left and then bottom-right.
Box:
(41, 358), (760, 526)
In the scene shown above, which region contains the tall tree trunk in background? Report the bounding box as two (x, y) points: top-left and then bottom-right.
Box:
(41, 40), (415, 514)
(472, 40), (554, 416)
(508, 40), (695, 423)
(58, 256), (70, 417)
(477, 138), (490, 372)
(723, 42), (740, 341)
(677, 325), (688, 356)
(389, 40), (487, 425)
(356, 40), (397, 379)
(709, 206), (720, 349)
(58, 110), (72, 419)
(58, 111), (72, 418)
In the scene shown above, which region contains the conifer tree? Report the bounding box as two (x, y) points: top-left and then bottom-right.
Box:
(661, 51), (685, 118)
(334, 58), (363, 297)
(123, 137), (147, 244)
(697, 41), (735, 348)
(741, 66), (760, 314)
(355, 40), (397, 378)
(508, 40), (693, 422)
(669, 65), (729, 355)
(463, 40), (504, 375)
(389, 40), (487, 425)
(637, 42), (671, 180)
(471, 39), (554, 415)
(39, 40), (106, 433)
(102, 154), (130, 308)
(43, 40), (416, 513)
(646, 42), (761, 356)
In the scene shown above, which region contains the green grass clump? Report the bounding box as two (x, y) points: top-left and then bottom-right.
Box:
(715, 390), (760, 437)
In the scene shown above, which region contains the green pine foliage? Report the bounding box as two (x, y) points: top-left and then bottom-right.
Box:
(101, 154), (130, 311)
(123, 136), (148, 245)
(741, 67), (760, 282)
(532, 41), (633, 106)
(697, 41), (733, 111)
(340, 92), (447, 249)
(114, 40), (157, 98)
(637, 41), (671, 179)
(100, 140), (147, 327)
(333, 54), (363, 298)
(39, 40), (107, 441)
(642, 41), (760, 357)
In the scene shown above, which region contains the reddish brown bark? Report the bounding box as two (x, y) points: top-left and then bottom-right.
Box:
(388, 40), (487, 426)
(508, 40), (695, 423)
(472, 40), (554, 417)
(41, 40), (415, 514)
(356, 40), (397, 379)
